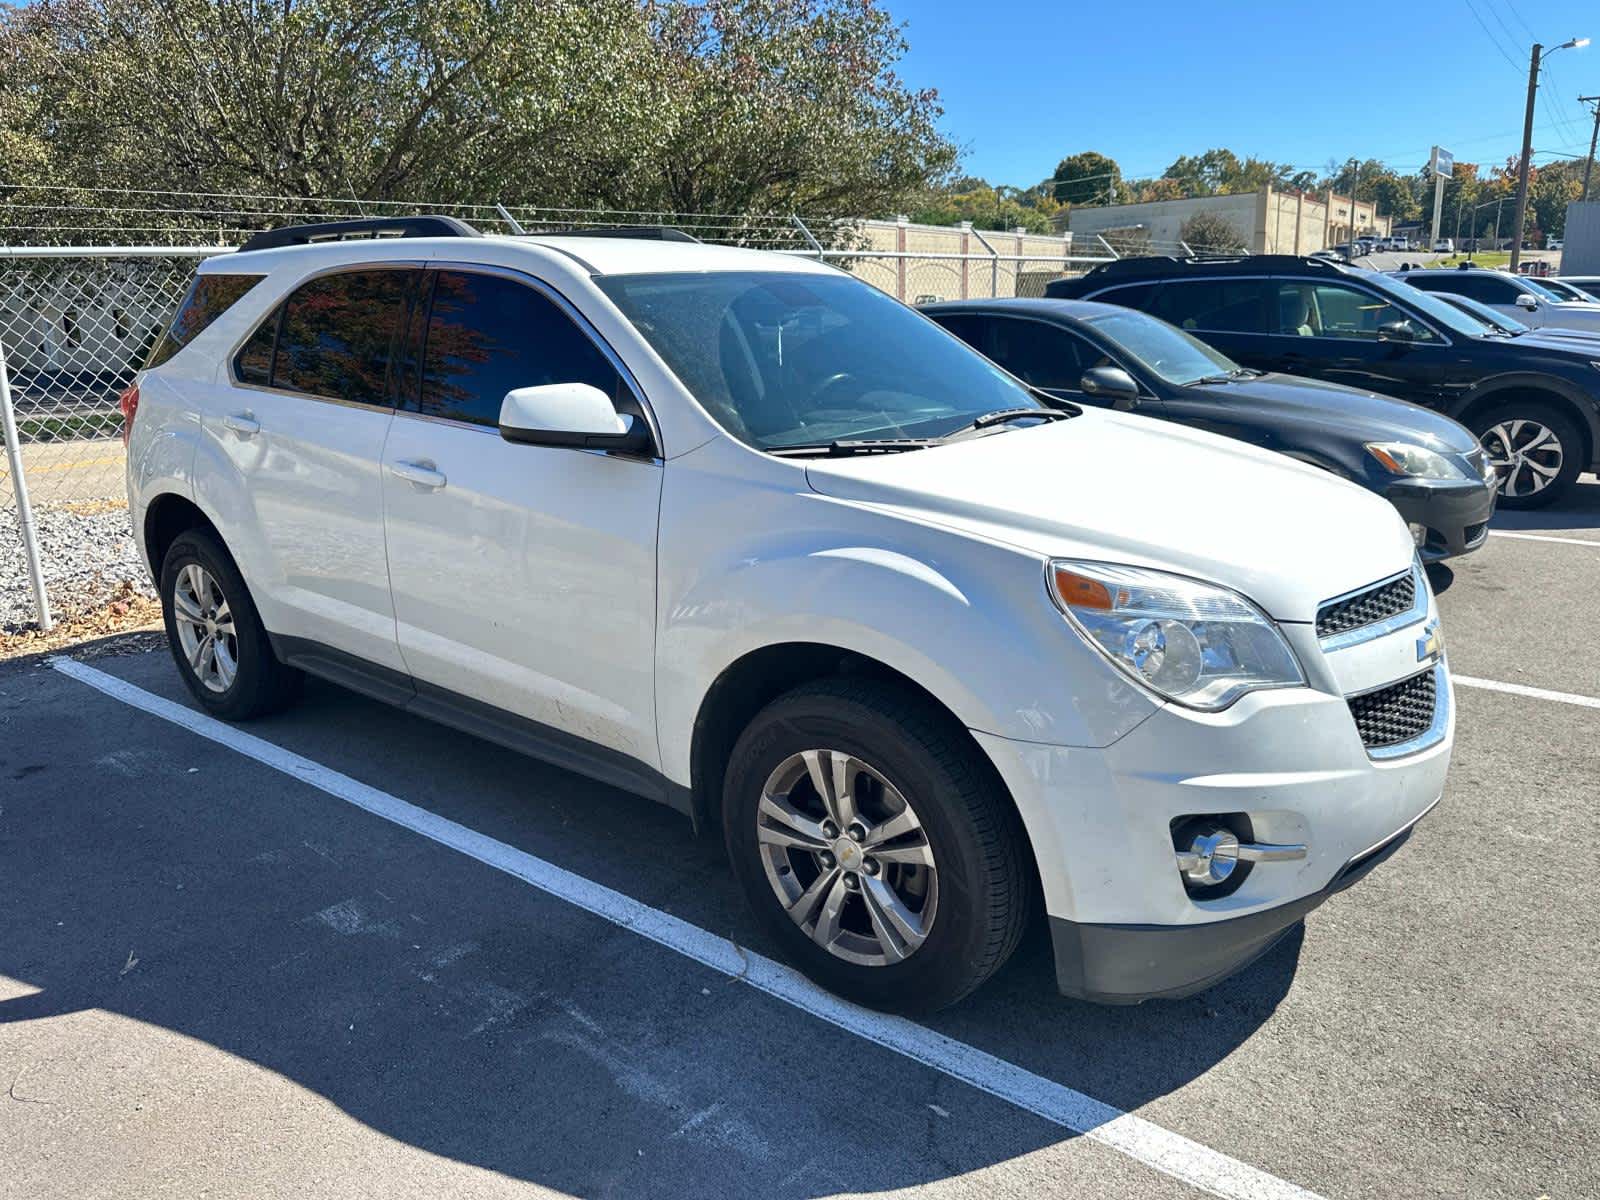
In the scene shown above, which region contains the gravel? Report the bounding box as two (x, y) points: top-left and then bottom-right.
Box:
(0, 502), (155, 632)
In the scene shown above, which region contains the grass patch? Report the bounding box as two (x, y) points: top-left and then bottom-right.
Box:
(1422, 251), (1512, 270)
(8, 413), (121, 443)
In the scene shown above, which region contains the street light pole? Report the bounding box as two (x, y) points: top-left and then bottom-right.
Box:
(1510, 37), (1588, 273)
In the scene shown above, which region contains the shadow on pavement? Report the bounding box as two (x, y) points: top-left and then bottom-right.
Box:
(0, 647), (1302, 1195)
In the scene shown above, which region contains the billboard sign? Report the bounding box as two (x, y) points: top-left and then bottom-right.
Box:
(1431, 146), (1454, 179)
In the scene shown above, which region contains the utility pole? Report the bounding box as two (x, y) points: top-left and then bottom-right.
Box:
(1582, 95), (1600, 200)
(1511, 37), (1589, 272)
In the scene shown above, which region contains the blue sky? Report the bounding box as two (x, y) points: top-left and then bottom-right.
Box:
(889, 0), (1600, 187)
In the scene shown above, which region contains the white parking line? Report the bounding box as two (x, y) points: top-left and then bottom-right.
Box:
(1455, 675), (1600, 710)
(49, 655), (1322, 1200)
(1487, 530), (1600, 548)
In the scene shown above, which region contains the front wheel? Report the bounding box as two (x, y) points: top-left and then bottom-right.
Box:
(1471, 403), (1584, 508)
(723, 678), (1029, 1013)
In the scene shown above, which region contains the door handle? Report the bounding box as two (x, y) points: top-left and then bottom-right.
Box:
(223, 412), (260, 437)
(391, 459), (447, 490)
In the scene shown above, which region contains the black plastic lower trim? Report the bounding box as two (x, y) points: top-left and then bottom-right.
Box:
(1049, 823), (1420, 1005)
(269, 634), (692, 817)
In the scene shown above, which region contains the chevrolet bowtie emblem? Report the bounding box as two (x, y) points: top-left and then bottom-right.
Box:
(1416, 621), (1444, 664)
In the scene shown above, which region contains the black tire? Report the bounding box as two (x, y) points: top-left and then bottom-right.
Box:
(160, 529), (301, 719)
(1469, 401), (1585, 509)
(723, 677), (1030, 1014)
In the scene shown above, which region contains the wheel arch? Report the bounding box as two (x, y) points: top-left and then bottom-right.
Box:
(142, 491), (225, 581)
(688, 641), (1044, 910)
(1450, 377), (1598, 469)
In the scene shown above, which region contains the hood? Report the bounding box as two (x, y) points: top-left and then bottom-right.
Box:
(804, 411), (1413, 624)
(1534, 304), (1600, 330)
(1200, 373), (1479, 454)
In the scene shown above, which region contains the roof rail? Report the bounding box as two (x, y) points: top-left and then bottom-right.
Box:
(533, 225), (703, 243)
(237, 215), (482, 254)
(1083, 253), (1346, 279)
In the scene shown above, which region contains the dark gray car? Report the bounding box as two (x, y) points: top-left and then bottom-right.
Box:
(924, 298), (1498, 560)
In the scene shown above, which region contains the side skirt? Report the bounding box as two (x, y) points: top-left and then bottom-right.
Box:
(269, 634), (692, 818)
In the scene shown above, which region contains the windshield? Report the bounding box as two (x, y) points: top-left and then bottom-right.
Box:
(1440, 294), (1529, 334)
(1516, 278), (1568, 302)
(1364, 272), (1496, 338)
(1082, 308), (1239, 385)
(597, 271), (1042, 450)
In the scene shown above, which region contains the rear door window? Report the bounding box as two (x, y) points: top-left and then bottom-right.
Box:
(270, 269), (415, 405)
(416, 270), (624, 427)
(1146, 279), (1271, 333)
(145, 273), (266, 368)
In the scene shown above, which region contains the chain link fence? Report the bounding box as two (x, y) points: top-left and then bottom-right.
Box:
(0, 195), (1112, 633)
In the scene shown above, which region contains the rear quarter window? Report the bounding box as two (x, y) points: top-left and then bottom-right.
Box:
(144, 273), (265, 368)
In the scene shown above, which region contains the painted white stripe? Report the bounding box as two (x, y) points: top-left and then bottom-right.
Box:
(1455, 674), (1600, 710)
(1487, 530), (1600, 548)
(50, 655), (1318, 1200)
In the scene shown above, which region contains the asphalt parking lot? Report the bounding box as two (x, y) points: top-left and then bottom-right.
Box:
(2, 480), (1598, 1200)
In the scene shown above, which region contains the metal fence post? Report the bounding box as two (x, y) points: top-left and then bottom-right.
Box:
(968, 227), (1000, 297)
(0, 338), (54, 631)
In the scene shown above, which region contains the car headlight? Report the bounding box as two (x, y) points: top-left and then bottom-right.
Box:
(1365, 441), (1468, 480)
(1048, 560), (1305, 711)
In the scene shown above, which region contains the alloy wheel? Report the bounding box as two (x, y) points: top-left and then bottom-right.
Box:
(171, 563), (238, 693)
(1480, 418), (1564, 499)
(756, 749), (938, 967)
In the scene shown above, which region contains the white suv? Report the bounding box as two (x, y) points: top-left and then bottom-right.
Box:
(125, 217), (1453, 1011)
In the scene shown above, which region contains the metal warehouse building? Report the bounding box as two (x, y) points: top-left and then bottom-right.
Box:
(1067, 186), (1391, 255)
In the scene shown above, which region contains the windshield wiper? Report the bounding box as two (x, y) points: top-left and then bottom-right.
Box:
(1196, 368), (1257, 384)
(767, 437), (939, 458)
(964, 406), (1070, 430)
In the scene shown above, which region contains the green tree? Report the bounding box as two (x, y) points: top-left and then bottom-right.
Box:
(908, 178), (1063, 233)
(1178, 211), (1246, 252)
(1052, 151), (1121, 205)
(0, 0), (955, 235)
(1369, 173), (1420, 224)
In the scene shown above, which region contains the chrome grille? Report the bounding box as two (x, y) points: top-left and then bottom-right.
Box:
(1348, 668), (1437, 750)
(1316, 571), (1417, 640)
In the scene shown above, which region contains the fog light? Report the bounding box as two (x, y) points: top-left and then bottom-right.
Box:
(1174, 826), (1309, 888)
(1408, 522), (1428, 547)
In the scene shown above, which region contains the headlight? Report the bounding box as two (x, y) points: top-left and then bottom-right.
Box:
(1365, 441), (1468, 480)
(1048, 560), (1305, 711)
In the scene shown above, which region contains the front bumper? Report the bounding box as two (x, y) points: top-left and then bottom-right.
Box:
(972, 655), (1452, 1003)
(1047, 797), (1436, 1002)
(1382, 476), (1497, 561)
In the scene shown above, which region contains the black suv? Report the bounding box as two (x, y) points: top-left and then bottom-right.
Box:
(1047, 255), (1600, 506)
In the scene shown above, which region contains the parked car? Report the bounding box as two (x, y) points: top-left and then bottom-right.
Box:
(1532, 277), (1591, 302)
(921, 298), (1496, 560)
(1547, 238), (1564, 251)
(1430, 291), (1600, 348)
(1047, 253), (1600, 505)
(125, 217), (1452, 1011)
(1433, 238), (1454, 253)
(1392, 264), (1600, 335)
(1553, 275), (1600, 300)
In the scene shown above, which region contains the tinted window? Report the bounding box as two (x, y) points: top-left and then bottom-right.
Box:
(927, 313), (991, 355)
(1274, 282), (1435, 342)
(235, 307), (279, 385)
(1084, 309), (1238, 385)
(273, 270), (412, 405)
(1092, 282), (1159, 309)
(145, 273), (265, 368)
(597, 272), (1043, 450)
(986, 318), (1092, 389)
(1408, 272), (1515, 304)
(418, 271), (624, 427)
(1146, 279), (1271, 333)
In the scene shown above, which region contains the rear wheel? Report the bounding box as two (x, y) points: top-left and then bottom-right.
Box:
(723, 677), (1029, 1013)
(1470, 402), (1583, 508)
(160, 530), (301, 719)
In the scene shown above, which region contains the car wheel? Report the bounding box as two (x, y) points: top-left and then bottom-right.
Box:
(723, 677), (1030, 1013)
(1471, 403), (1583, 509)
(160, 529), (301, 719)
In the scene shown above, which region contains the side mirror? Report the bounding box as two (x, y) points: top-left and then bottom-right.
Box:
(1515, 293), (1539, 311)
(499, 383), (652, 454)
(1079, 365), (1141, 411)
(1377, 319), (1416, 343)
